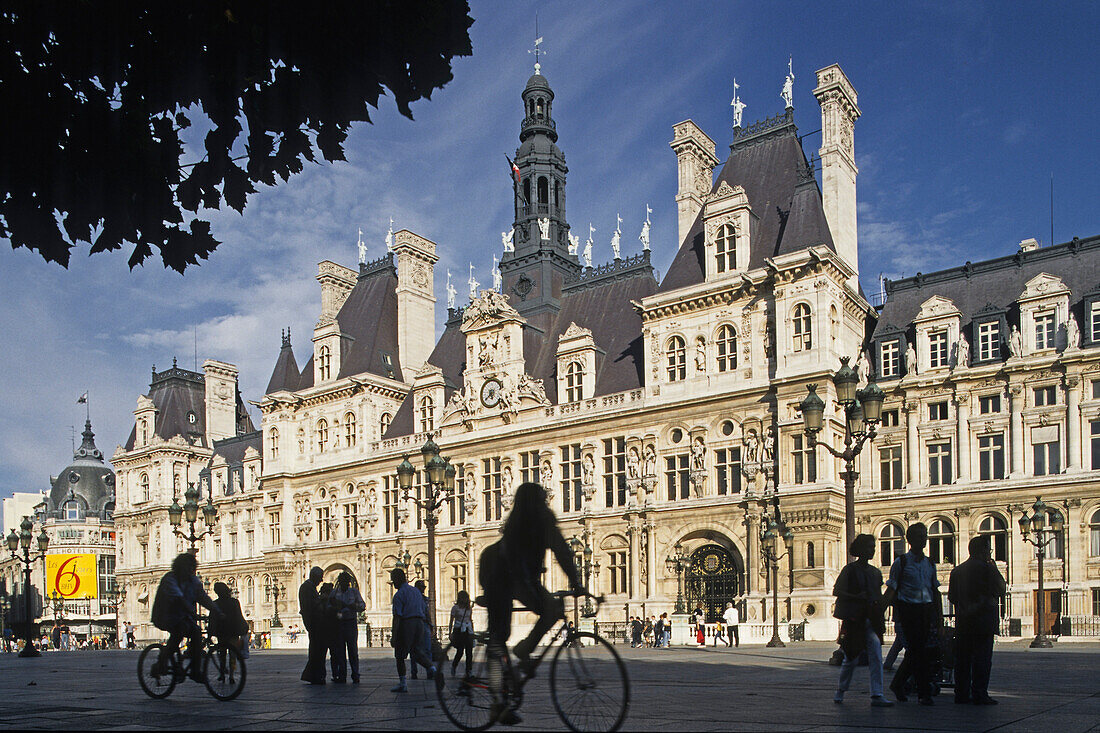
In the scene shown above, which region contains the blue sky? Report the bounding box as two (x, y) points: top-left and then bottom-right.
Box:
(1, 0), (1097, 499)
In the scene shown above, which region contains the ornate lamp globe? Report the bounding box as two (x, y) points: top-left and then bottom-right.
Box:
(1018, 511), (1031, 535)
(37, 527), (49, 553)
(857, 380), (885, 423)
(846, 401), (865, 436)
(833, 357), (859, 405)
(799, 385), (826, 433)
(202, 495), (218, 527)
(168, 497), (183, 527)
(426, 453), (447, 485)
(782, 528), (794, 552)
(5, 529), (18, 552)
(443, 460), (457, 492)
(19, 517), (32, 550)
(1050, 510), (1065, 533)
(396, 456), (415, 492)
(420, 437), (440, 463)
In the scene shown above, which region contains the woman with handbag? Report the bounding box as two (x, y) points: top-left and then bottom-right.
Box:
(833, 534), (894, 707)
(448, 590), (475, 678)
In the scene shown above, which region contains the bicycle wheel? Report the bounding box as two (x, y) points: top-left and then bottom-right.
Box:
(203, 644), (247, 701)
(435, 641), (498, 731)
(550, 632), (629, 733)
(137, 644), (178, 699)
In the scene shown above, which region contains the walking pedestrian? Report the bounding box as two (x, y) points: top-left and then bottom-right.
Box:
(661, 613), (671, 647)
(644, 616), (655, 647)
(408, 580), (434, 680)
(449, 590), (475, 678)
(630, 616), (643, 648)
(654, 614), (665, 649)
(390, 567), (435, 692)
(722, 602), (740, 647)
(884, 522), (941, 705)
(317, 582), (340, 682)
(210, 582), (249, 657)
(832, 534), (894, 707)
(298, 566), (328, 684)
(882, 620), (905, 670)
(713, 619), (726, 647)
(948, 536), (1006, 705)
(693, 605), (705, 646)
(329, 571), (366, 684)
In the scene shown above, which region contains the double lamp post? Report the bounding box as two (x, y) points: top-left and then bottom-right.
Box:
(167, 482), (220, 552)
(1017, 497), (1063, 648)
(5, 516), (50, 658)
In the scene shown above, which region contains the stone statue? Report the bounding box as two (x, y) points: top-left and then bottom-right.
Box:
(501, 465), (514, 497)
(357, 227), (367, 264)
(1009, 325), (1024, 358)
(468, 263), (479, 302)
(690, 437), (705, 471)
(568, 233), (579, 255)
(517, 374), (549, 404)
(955, 335), (970, 368)
(384, 217), (394, 250)
(642, 445), (657, 477)
(478, 334), (498, 368)
(905, 341), (918, 375)
(445, 270), (456, 310)
(730, 78), (746, 128)
(744, 429), (759, 463)
(611, 214), (622, 259)
(762, 426), (775, 463)
(780, 57), (794, 109)
(492, 255), (502, 292)
(639, 205), (652, 251)
(538, 217), (550, 242)
(297, 427), (305, 453)
(695, 336), (706, 371)
(540, 460), (553, 487)
(581, 454), (595, 485)
(502, 228), (514, 252)
(583, 235), (593, 267)
(627, 447), (641, 479)
(856, 349), (871, 385)
(1067, 315), (1080, 350)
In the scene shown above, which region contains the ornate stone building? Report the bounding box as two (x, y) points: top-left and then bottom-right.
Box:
(112, 62), (1100, 643)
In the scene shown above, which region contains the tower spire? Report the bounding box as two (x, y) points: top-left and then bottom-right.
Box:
(529, 15), (545, 75)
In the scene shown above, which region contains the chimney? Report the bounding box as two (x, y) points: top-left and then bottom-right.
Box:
(203, 359), (239, 442)
(392, 229), (438, 378)
(670, 120), (719, 244)
(1019, 238), (1039, 252)
(316, 260), (357, 323)
(813, 64), (861, 283)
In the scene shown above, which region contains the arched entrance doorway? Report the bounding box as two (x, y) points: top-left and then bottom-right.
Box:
(685, 544), (745, 623)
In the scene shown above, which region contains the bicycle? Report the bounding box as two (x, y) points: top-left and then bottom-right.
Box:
(435, 591), (629, 732)
(137, 617), (247, 701)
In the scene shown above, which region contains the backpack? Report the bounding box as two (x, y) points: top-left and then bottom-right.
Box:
(150, 573), (174, 632)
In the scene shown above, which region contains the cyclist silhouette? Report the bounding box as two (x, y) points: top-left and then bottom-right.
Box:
(478, 482), (583, 724)
(151, 553), (221, 681)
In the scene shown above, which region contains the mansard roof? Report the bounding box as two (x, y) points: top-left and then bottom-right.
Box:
(207, 430), (262, 468)
(874, 235), (1100, 337)
(658, 110), (834, 293)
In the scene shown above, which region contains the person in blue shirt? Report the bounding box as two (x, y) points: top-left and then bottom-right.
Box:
(150, 553), (221, 681)
(884, 522), (941, 705)
(390, 567), (435, 692)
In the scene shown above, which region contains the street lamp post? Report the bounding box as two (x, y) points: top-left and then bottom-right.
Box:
(265, 579), (286, 628)
(1017, 497), (1063, 648)
(396, 438), (457, 634)
(569, 536), (596, 623)
(48, 590), (64, 648)
(0, 591), (9, 652)
(798, 358), (885, 555)
(761, 517), (795, 647)
(168, 483), (219, 552)
(664, 542), (690, 614)
(5, 516), (50, 658)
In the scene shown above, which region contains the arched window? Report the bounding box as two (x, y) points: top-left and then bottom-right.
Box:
(666, 336), (686, 382)
(928, 518), (955, 565)
(269, 428), (279, 460)
(263, 574), (271, 602)
(246, 576), (255, 606)
(380, 412), (392, 437)
(716, 325), (737, 372)
(978, 515), (1009, 562)
(715, 223), (736, 273)
(419, 396), (434, 434)
(554, 180), (560, 209)
(535, 97), (544, 116)
(344, 412), (356, 447)
(537, 176), (549, 205)
(806, 541), (816, 569)
(565, 362), (584, 403)
(1090, 508), (1100, 557)
(318, 345), (332, 381)
(140, 419), (148, 446)
(316, 419), (329, 453)
(140, 473), (150, 502)
(879, 522), (905, 567)
(63, 500), (80, 521)
(523, 179), (531, 210)
(793, 303), (813, 352)
(102, 501), (114, 521)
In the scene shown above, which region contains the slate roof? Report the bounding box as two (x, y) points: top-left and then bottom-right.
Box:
(658, 110), (834, 293)
(48, 419), (115, 517)
(208, 430), (262, 467)
(265, 336), (301, 394)
(874, 235), (1100, 338)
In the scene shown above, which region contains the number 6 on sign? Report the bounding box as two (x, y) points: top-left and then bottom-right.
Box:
(46, 553), (98, 599)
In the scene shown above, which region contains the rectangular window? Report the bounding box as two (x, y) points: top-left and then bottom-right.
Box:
(979, 394), (1001, 414)
(978, 434), (1005, 481)
(519, 450), (541, 485)
(603, 437), (627, 508)
(343, 503), (358, 538)
(928, 442), (952, 485)
(559, 445), (582, 513)
(1092, 421), (1100, 470)
(1092, 303), (1100, 343)
(229, 532), (237, 558)
(929, 401), (949, 421)
(316, 507), (331, 542)
(269, 512), (280, 546)
(246, 530), (254, 556)
(609, 551), (628, 595)
(879, 446), (903, 490)
(1092, 380), (1100, 400)
(928, 330), (949, 368)
(483, 457), (503, 521)
(1034, 438), (1060, 476)
(1092, 588), (1100, 617)
(880, 340), (900, 378)
(881, 409), (900, 428)
(214, 539), (222, 560)
(715, 447), (742, 495)
(792, 435), (816, 484)
(664, 454), (690, 500)
(383, 476), (400, 534)
(448, 464), (467, 526)
(978, 320), (1001, 361)
(1034, 386), (1057, 407)
(98, 555), (116, 595)
(1035, 311), (1056, 350)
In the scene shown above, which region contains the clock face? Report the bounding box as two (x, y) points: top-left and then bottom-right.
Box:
(480, 378), (502, 407)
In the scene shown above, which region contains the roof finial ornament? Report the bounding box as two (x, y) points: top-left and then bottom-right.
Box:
(446, 270), (456, 310)
(528, 16), (545, 75)
(357, 226), (367, 264)
(492, 254), (502, 292)
(468, 263), (479, 303)
(384, 217), (395, 251)
(584, 224), (595, 267)
(639, 205), (652, 251)
(281, 327), (292, 348)
(731, 78), (746, 129)
(781, 56), (794, 109)
(611, 213), (622, 259)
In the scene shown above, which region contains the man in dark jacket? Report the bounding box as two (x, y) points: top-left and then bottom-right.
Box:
(948, 537), (1006, 705)
(299, 566), (326, 684)
(151, 553), (219, 681)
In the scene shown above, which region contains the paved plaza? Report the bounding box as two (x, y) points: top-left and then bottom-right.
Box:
(0, 641), (1096, 731)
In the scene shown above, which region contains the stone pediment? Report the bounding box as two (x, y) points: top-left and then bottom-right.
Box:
(559, 322), (593, 343)
(914, 295), (961, 322)
(415, 363), (443, 379)
(461, 290), (524, 332)
(1019, 272), (1070, 302)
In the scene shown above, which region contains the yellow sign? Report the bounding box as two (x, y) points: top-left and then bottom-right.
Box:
(46, 554), (98, 599)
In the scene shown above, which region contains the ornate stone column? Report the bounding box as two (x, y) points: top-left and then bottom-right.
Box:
(955, 393), (971, 483)
(1066, 376), (1082, 471)
(644, 517), (657, 598)
(743, 510), (761, 595)
(904, 401), (920, 488)
(1009, 385), (1025, 477)
(627, 515), (641, 600)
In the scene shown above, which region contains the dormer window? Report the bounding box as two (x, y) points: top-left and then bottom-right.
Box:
(140, 419), (148, 446)
(565, 362), (584, 403)
(380, 412), (392, 437)
(792, 304), (812, 352)
(63, 500), (80, 521)
(1034, 311), (1056, 350)
(978, 321), (1001, 361)
(928, 330), (949, 369)
(380, 352), (395, 379)
(419, 396), (435, 434)
(318, 345), (332, 381)
(666, 336), (686, 381)
(879, 340), (900, 378)
(715, 223), (736, 273)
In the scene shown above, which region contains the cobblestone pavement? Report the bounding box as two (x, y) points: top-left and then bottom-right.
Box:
(0, 641), (1097, 731)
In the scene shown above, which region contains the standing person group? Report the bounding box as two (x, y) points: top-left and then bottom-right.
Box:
(330, 572), (366, 683)
(298, 567), (368, 685)
(832, 534), (893, 707)
(884, 523), (940, 705)
(948, 536), (1006, 705)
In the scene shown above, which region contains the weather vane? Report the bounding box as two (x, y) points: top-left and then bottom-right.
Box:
(529, 16), (546, 75)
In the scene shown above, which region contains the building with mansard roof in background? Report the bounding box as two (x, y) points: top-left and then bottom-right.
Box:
(112, 62), (1100, 645)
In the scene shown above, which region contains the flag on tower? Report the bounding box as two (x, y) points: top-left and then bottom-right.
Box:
(77, 392), (88, 404)
(506, 155), (521, 186)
